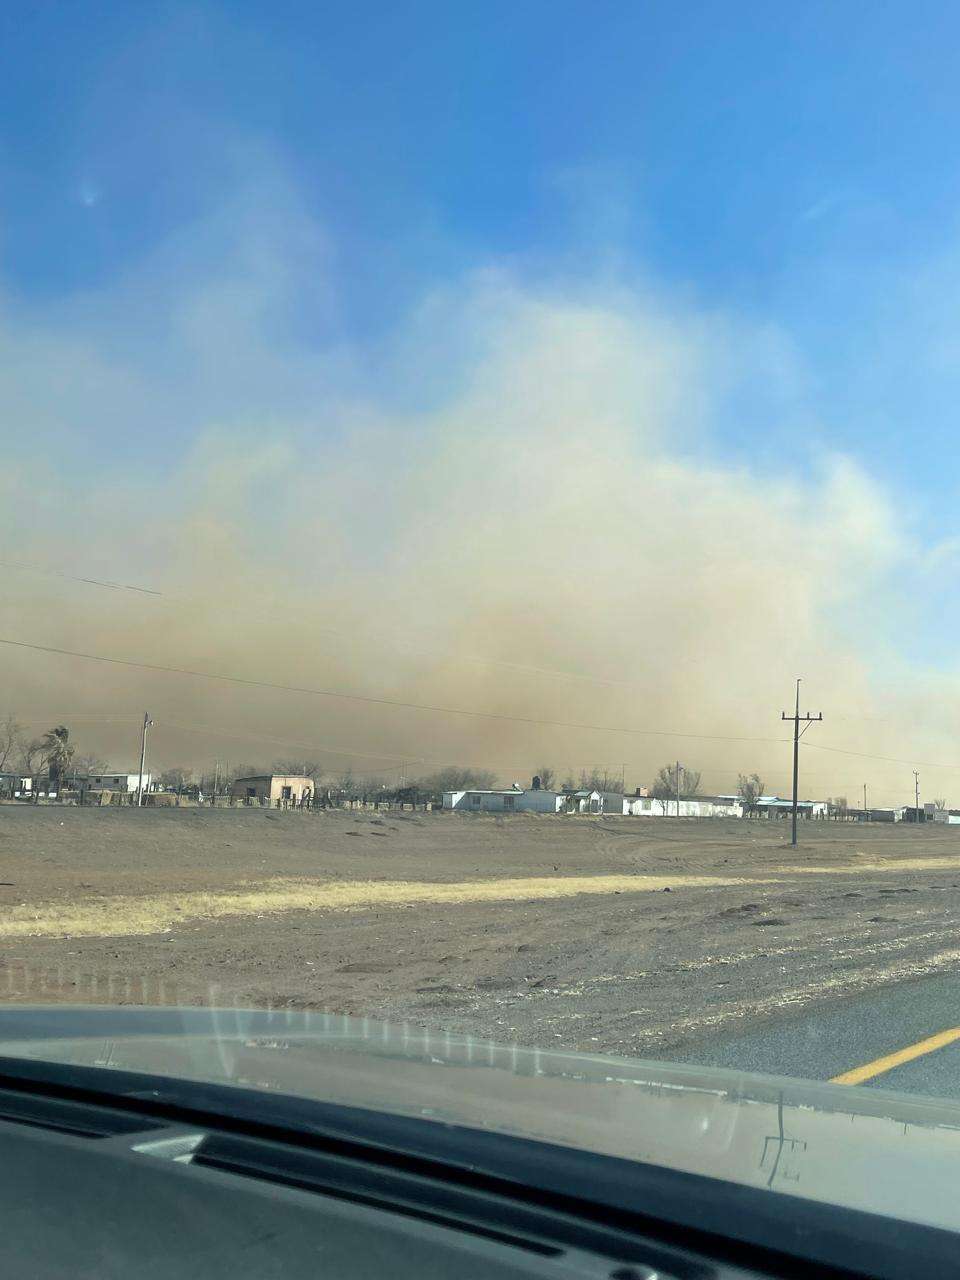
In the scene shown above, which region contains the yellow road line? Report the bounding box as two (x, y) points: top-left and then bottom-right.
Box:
(831, 1027), (960, 1085)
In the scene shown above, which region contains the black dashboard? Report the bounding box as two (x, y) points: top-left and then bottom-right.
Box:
(0, 1055), (950, 1280)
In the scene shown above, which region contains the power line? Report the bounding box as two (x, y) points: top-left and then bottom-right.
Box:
(8, 562), (959, 758)
(0, 562), (676, 692)
(160, 717), (424, 767)
(5, 709), (878, 786)
(8, 558), (857, 713)
(802, 740), (960, 771)
(0, 635), (791, 748)
(6, 562), (960, 774)
(0, 560), (162, 596)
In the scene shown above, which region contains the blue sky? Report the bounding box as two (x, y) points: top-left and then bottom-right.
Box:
(3, 2), (959, 490)
(3, 2), (960, 787)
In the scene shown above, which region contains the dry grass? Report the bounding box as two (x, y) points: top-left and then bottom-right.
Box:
(782, 856), (960, 874)
(6, 848), (958, 942)
(0, 872), (764, 940)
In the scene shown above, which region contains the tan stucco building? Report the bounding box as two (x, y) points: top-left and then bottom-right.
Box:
(231, 774), (314, 805)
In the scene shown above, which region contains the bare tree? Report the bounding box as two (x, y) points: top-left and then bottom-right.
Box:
(69, 752), (107, 785)
(578, 769), (624, 794)
(934, 797), (948, 811)
(358, 776), (389, 802)
(0, 711), (26, 768)
(0, 715), (24, 772)
(533, 765), (555, 790)
(737, 773), (764, 810)
(417, 766), (498, 802)
(334, 768), (358, 801)
(16, 736), (45, 776)
(272, 758), (324, 783)
(207, 763), (262, 797)
(651, 763), (701, 814)
(160, 766), (193, 792)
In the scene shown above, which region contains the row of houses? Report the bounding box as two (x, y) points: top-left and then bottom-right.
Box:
(0, 770), (156, 801)
(1, 768), (316, 808)
(442, 781), (832, 819)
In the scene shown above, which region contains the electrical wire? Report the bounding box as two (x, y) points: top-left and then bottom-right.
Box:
(0, 560), (162, 596)
(0, 635), (791, 747)
(802, 740), (960, 771)
(0, 561), (670, 691)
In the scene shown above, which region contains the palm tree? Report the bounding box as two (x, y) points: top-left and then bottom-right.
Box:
(40, 725), (74, 792)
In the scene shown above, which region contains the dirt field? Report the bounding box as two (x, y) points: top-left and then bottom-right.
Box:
(2, 805), (959, 1057)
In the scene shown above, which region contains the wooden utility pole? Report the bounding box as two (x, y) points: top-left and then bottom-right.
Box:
(914, 770), (920, 822)
(863, 783), (867, 815)
(781, 680), (822, 848)
(135, 712), (153, 808)
(676, 760), (682, 818)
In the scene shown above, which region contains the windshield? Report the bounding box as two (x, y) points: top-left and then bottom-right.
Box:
(2, 0), (959, 1247)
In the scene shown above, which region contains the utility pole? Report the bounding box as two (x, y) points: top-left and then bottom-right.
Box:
(676, 760), (682, 818)
(135, 712), (153, 808)
(863, 783), (867, 815)
(781, 679), (822, 848)
(914, 770), (920, 823)
(214, 759), (220, 805)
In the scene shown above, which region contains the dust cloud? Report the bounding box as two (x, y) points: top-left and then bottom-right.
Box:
(1, 210), (958, 805)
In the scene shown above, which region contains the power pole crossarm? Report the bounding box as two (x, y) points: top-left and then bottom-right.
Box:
(781, 679), (823, 848)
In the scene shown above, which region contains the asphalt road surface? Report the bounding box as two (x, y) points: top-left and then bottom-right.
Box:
(677, 969), (960, 1098)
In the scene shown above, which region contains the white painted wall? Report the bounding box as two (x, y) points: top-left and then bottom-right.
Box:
(625, 796), (744, 818)
(443, 790), (523, 812)
(443, 789), (564, 813)
(624, 795), (656, 815)
(517, 789), (562, 813)
(89, 772), (152, 793)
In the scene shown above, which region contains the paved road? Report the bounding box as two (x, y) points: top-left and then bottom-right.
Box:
(676, 969), (960, 1098)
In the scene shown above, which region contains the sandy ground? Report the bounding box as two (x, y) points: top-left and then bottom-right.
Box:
(2, 805), (959, 1057)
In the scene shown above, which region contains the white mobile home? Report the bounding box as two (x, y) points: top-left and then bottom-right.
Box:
(517, 788), (563, 813)
(624, 794), (744, 818)
(88, 771), (153, 794)
(443, 787), (561, 813)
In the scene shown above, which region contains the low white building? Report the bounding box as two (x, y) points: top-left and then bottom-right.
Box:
(88, 771), (153, 794)
(558, 789), (629, 815)
(624, 793), (657, 815)
(624, 794), (744, 818)
(443, 786), (562, 813)
(926, 803), (960, 825)
(754, 796), (828, 819)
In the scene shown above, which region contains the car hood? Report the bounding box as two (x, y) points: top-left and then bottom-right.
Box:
(0, 1005), (955, 1235)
